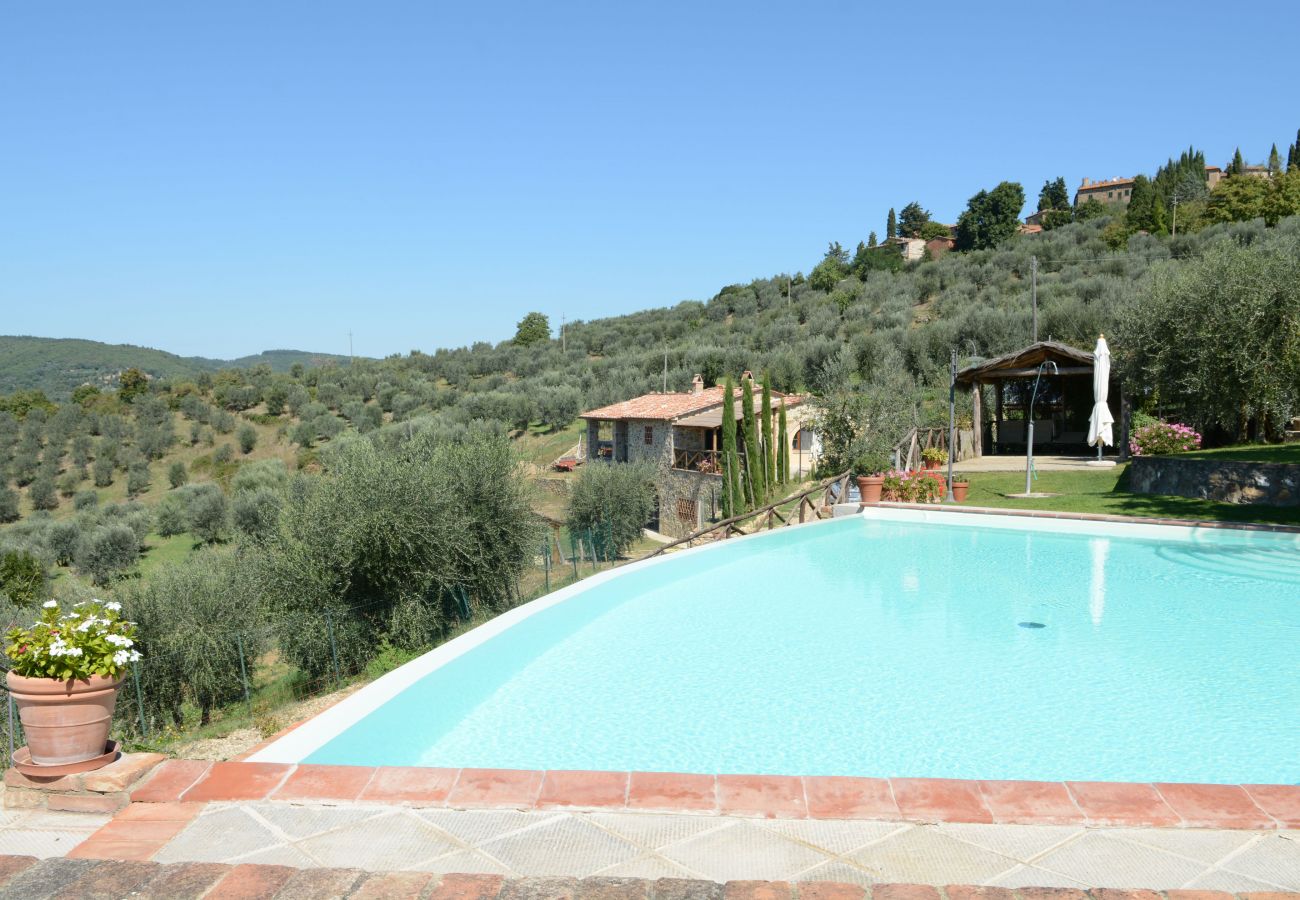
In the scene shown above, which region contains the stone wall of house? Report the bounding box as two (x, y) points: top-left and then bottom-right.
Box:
(626, 418), (674, 468)
(1127, 456), (1300, 507)
(656, 468), (724, 538)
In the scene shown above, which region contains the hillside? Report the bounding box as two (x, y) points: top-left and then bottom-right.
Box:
(0, 336), (352, 398)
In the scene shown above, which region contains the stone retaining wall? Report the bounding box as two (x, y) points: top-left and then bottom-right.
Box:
(1127, 456), (1300, 506)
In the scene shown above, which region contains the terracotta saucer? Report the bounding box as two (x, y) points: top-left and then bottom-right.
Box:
(11, 740), (120, 777)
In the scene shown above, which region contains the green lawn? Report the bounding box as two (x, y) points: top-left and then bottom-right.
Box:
(963, 466), (1300, 527)
(1177, 443), (1300, 463)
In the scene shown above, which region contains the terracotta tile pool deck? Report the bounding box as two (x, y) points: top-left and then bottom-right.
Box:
(119, 760), (1299, 831)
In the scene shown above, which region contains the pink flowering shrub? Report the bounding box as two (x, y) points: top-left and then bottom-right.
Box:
(882, 469), (941, 502)
(1128, 421), (1202, 456)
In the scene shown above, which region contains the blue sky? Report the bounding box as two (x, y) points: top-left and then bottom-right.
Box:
(2, 1), (1296, 359)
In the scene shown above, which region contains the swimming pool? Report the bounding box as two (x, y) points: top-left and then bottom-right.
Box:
(252, 509), (1300, 785)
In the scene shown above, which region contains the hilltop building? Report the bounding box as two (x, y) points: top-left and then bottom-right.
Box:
(580, 375), (816, 537)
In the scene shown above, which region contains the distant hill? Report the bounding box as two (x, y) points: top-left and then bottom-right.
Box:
(0, 336), (352, 398)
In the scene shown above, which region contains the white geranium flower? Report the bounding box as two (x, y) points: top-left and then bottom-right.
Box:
(42, 600), (58, 609)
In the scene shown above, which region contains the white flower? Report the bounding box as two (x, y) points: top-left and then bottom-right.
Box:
(130, 650), (141, 661)
(104, 601), (122, 612)
(106, 635), (133, 647)
(42, 600), (58, 609)
(112, 650), (130, 666)
(65, 647), (83, 657)
(76, 619), (94, 632)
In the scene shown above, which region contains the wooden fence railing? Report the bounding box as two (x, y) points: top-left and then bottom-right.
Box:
(646, 469), (853, 558)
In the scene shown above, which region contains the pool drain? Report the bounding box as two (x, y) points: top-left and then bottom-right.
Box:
(1018, 621), (1046, 629)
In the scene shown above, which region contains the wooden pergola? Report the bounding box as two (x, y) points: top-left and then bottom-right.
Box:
(955, 340), (1128, 459)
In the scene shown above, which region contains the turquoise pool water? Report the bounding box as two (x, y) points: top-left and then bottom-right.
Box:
(304, 515), (1300, 784)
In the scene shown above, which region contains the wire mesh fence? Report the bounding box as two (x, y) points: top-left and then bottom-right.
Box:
(0, 528), (646, 771)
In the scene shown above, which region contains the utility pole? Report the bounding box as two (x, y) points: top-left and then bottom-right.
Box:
(1030, 256), (1038, 343)
(787, 276), (792, 306)
(1171, 192), (1179, 238)
(945, 348), (957, 503)
(662, 349), (668, 392)
(561, 315), (566, 353)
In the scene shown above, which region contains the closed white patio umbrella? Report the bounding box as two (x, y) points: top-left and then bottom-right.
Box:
(1086, 335), (1115, 466)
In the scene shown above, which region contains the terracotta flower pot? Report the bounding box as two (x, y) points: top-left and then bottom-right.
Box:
(7, 672), (123, 767)
(855, 475), (884, 504)
(952, 482), (969, 502)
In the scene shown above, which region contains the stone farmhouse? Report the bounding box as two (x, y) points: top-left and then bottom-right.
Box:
(580, 375), (818, 538)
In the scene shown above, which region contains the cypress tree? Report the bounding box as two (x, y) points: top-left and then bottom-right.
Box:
(760, 378), (775, 494)
(777, 399), (789, 487)
(720, 376), (738, 517)
(1268, 143), (1282, 175)
(1229, 147), (1244, 176)
(867, 231), (877, 248)
(886, 207), (897, 239)
(740, 376), (762, 506)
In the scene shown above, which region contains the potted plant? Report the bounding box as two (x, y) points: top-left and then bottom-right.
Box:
(853, 452), (890, 504)
(920, 447), (948, 470)
(5, 598), (140, 769)
(952, 476), (970, 502)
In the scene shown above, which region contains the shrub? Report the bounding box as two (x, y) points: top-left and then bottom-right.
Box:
(231, 489), (281, 542)
(56, 471), (80, 497)
(852, 452), (890, 477)
(231, 459), (288, 494)
(28, 476), (58, 511)
(1129, 421), (1202, 456)
(882, 469), (942, 503)
(187, 486), (229, 544)
(0, 550), (47, 606)
(126, 465), (150, 498)
(4, 598), (139, 680)
(0, 486), (19, 523)
(123, 549), (262, 727)
(237, 424), (257, 454)
(47, 521), (82, 566)
(566, 460), (658, 561)
(213, 443), (234, 464)
(75, 524), (139, 585)
(155, 494), (188, 537)
(168, 461), (188, 489)
(73, 490), (98, 512)
(92, 455), (114, 487)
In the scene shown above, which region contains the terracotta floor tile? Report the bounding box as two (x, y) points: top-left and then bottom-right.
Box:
(67, 839), (162, 862)
(446, 768), (544, 807)
(717, 774), (806, 818)
(359, 766), (460, 805)
(1154, 782), (1274, 828)
(890, 778), (993, 823)
(627, 771), (717, 812)
(537, 770), (629, 809)
(1242, 783), (1300, 827)
(1064, 781), (1180, 826)
(129, 760), (213, 803)
(205, 863), (298, 900)
(978, 780), (1082, 825)
(116, 801), (205, 822)
(86, 818), (192, 844)
(802, 776), (898, 819)
(427, 873), (506, 900)
(272, 764), (374, 802)
(349, 871), (435, 900)
(798, 883), (867, 900)
(182, 762), (294, 802)
(723, 881), (792, 900)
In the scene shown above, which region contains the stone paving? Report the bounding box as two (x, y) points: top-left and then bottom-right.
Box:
(0, 856), (1296, 900)
(86, 801), (1300, 890)
(0, 808), (109, 860)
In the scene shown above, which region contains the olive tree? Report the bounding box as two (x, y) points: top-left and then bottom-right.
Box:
(75, 524), (139, 585)
(566, 460), (658, 561)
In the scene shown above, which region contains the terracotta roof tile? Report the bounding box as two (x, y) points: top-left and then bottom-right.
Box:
(582, 385), (764, 422)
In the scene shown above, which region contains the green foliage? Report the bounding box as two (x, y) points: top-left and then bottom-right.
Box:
(255, 431), (540, 680)
(118, 367), (150, 403)
(1038, 177), (1069, 212)
(213, 443), (234, 464)
(852, 452), (890, 477)
(886, 207), (896, 239)
(1118, 236), (1300, 440)
(75, 524), (139, 585)
(28, 476), (58, 511)
(92, 454), (114, 487)
(955, 181), (1025, 250)
(185, 484), (230, 544)
(760, 379), (775, 491)
(739, 376), (762, 504)
(513, 311), (552, 346)
(123, 549), (261, 727)
(776, 399), (789, 487)
(5, 598), (138, 680)
(168, 460), (188, 489)
(566, 460), (657, 560)
(0, 550), (46, 606)
(0, 390), (56, 420)
(536, 386), (582, 432)
(232, 488), (282, 543)
(126, 464), (150, 498)
(917, 221), (951, 241)
(898, 202), (931, 238)
(73, 490), (98, 512)
(719, 376), (740, 517)
(237, 423), (258, 454)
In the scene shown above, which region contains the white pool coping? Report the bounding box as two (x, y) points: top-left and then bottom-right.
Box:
(249, 506), (1298, 764)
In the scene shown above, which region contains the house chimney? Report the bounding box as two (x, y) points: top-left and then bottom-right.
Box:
(1081, 178), (1090, 187)
(691, 374), (704, 394)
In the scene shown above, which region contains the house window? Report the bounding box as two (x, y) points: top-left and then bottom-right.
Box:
(676, 499), (697, 525)
(644, 425), (654, 445)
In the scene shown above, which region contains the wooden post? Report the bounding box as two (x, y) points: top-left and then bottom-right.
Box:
(994, 382), (1004, 455)
(971, 383), (983, 458)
